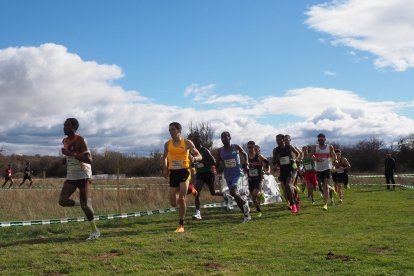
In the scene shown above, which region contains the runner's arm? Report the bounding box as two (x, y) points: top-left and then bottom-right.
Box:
(162, 141), (169, 178)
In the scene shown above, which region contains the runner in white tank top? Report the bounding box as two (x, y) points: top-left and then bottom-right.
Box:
(311, 133), (337, 211)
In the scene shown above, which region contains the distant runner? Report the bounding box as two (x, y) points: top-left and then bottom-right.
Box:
(19, 162), (33, 188)
(334, 149), (351, 203)
(272, 134), (300, 214)
(2, 164), (14, 188)
(246, 141), (270, 217)
(302, 146), (317, 204)
(311, 133), (337, 211)
(190, 132), (223, 220)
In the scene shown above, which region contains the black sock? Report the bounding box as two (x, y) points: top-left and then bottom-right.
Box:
(256, 206), (261, 212)
(179, 219), (184, 226)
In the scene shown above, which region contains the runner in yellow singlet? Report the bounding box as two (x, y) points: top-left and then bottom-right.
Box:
(162, 122), (202, 233)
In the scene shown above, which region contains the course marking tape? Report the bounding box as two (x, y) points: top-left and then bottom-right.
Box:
(0, 202), (231, 228)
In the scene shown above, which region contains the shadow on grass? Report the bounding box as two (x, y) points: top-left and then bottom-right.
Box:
(0, 236), (83, 248)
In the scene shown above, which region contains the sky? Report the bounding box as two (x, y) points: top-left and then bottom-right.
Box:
(0, 0), (413, 157)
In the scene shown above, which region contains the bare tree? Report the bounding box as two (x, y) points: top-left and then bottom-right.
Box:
(187, 121), (214, 149)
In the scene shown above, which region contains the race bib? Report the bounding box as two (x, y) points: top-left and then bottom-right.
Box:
(224, 159), (237, 168)
(195, 162), (205, 168)
(337, 167), (344, 173)
(249, 169), (259, 177)
(304, 164), (313, 171)
(279, 156), (290, 165)
(171, 160), (184, 169)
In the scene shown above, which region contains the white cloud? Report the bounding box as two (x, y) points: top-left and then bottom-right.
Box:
(1, 44), (413, 157)
(184, 83), (215, 100)
(305, 0), (414, 71)
(323, 71), (336, 76)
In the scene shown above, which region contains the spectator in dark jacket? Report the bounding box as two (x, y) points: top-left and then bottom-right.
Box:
(384, 152), (396, 190)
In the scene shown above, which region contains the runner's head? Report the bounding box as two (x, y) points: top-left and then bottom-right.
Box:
(64, 118), (79, 136)
(247, 141), (256, 154)
(221, 131), (231, 146)
(284, 134), (291, 145)
(302, 146), (308, 154)
(169, 122), (182, 138)
(317, 133), (326, 146)
(335, 149), (341, 158)
(276, 134), (285, 147)
(254, 145), (261, 153)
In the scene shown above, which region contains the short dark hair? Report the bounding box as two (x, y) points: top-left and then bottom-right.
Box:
(335, 149), (341, 153)
(276, 134), (284, 139)
(317, 133), (325, 138)
(169, 122), (182, 131)
(221, 131), (231, 139)
(66, 118), (79, 131)
(247, 141), (255, 146)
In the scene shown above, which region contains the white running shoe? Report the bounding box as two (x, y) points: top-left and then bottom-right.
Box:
(243, 202), (250, 216)
(242, 215), (251, 224)
(192, 212), (202, 220)
(86, 230), (100, 241)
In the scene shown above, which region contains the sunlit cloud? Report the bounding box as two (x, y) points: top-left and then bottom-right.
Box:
(306, 0), (414, 71)
(1, 44), (413, 157)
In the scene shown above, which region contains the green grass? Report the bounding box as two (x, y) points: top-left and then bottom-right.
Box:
(0, 185), (413, 275)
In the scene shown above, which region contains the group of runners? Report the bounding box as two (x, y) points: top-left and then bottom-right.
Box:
(162, 122), (353, 233)
(4, 118), (353, 240)
(1, 162), (33, 189)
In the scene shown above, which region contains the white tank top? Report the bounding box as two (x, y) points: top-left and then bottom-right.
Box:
(66, 154), (92, 180)
(314, 144), (332, 172)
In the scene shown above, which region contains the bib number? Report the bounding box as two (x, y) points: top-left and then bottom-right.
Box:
(171, 160), (184, 170)
(279, 156), (290, 165)
(249, 169), (259, 177)
(224, 159), (237, 168)
(304, 164), (313, 171)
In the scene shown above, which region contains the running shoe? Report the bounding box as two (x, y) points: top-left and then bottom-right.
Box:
(291, 204), (297, 214)
(259, 192), (265, 204)
(257, 212), (262, 218)
(243, 202), (250, 216)
(174, 225), (185, 233)
(339, 199), (343, 204)
(346, 185), (351, 190)
(192, 212), (202, 220)
(86, 230), (101, 241)
(330, 199), (335, 206)
(242, 215), (252, 224)
(322, 204), (328, 211)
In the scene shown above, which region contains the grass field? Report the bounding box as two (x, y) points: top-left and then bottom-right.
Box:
(0, 180), (413, 275)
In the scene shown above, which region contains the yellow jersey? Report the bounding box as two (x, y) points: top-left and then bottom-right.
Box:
(167, 138), (190, 170)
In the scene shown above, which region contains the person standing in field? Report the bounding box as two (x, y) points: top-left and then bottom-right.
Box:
(311, 133), (337, 211)
(246, 140), (269, 217)
(272, 134), (300, 214)
(384, 152), (396, 190)
(334, 149), (351, 203)
(162, 122), (202, 233)
(190, 132), (223, 220)
(2, 164), (15, 188)
(19, 162), (33, 188)
(217, 131), (251, 223)
(59, 118), (100, 241)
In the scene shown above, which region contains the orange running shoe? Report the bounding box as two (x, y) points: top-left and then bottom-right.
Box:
(174, 225), (185, 233)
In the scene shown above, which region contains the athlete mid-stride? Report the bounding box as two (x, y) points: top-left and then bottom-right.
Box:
(162, 122), (202, 233)
(59, 118), (100, 241)
(217, 131), (251, 223)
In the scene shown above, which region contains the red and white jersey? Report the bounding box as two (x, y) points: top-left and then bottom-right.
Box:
(314, 144), (332, 172)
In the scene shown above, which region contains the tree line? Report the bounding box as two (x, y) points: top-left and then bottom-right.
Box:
(1, 132), (413, 178)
